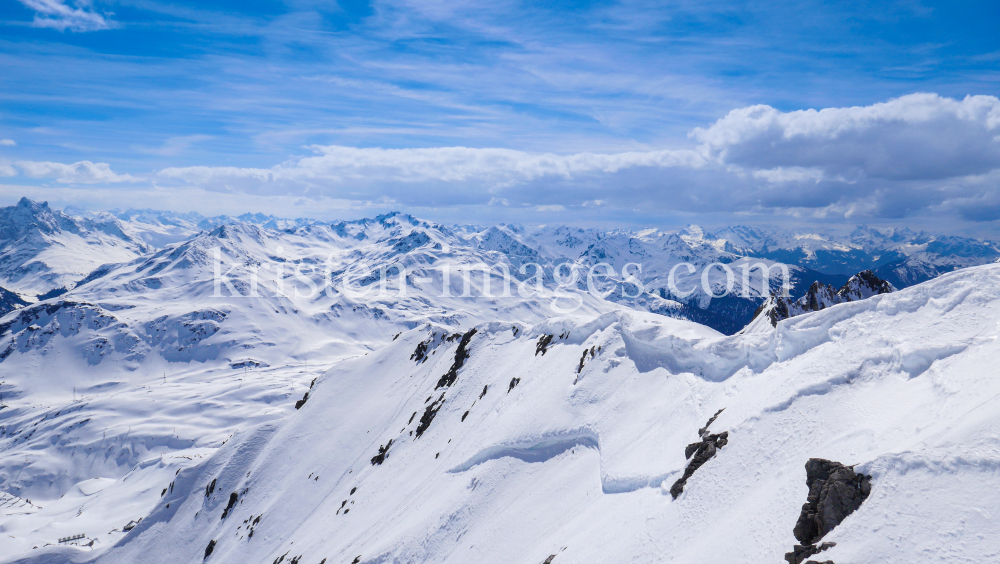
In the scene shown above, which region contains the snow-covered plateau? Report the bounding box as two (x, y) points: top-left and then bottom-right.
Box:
(1, 199), (999, 564)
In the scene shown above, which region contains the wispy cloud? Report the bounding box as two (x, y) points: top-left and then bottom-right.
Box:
(17, 0), (116, 32)
(0, 140), (15, 146)
(132, 135), (213, 157)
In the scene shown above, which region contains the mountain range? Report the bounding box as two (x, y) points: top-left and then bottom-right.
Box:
(1, 197), (999, 564)
(3, 198), (998, 334)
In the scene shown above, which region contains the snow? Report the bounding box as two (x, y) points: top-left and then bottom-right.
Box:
(1, 263), (997, 563)
(0, 199), (149, 296)
(2, 203), (1000, 563)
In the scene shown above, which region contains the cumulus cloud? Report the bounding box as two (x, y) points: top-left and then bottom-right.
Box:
(16, 160), (135, 183)
(18, 0), (115, 32)
(693, 93), (1000, 181)
(0, 140), (15, 146)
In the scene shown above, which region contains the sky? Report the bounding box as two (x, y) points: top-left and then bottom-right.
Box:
(0, 0), (999, 231)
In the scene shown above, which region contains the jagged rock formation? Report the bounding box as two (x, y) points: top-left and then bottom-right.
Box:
(784, 458), (873, 563)
(785, 541), (836, 564)
(746, 270), (895, 330)
(793, 459), (872, 544)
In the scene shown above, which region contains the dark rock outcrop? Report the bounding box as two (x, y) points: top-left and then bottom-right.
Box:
(435, 328), (477, 389)
(410, 339), (430, 363)
(535, 334), (553, 356)
(221, 492), (238, 519)
(785, 541), (836, 564)
(204, 539), (216, 559)
(415, 394), (445, 438)
(669, 410), (728, 499)
(294, 392), (309, 409)
(370, 439), (394, 465)
(793, 459), (871, 545)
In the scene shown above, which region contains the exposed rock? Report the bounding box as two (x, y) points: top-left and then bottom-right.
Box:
(203, 539), (216, 559)
(205, 478), (216, 498)
(415, 393), (445, 438)
(697, 408), (724, 436)
(410, 339), (430, 363)
(508, 377), (521, 392)
(793, 459), (872, 545)
(670, 411), (728, 499)
(221, 492), (238, 519)
(294, 391), (309, 410)
(535, 334), (554, 356)
(785, 541), (836, 564)
(370, 439), (394, 465)
(435, 328), (477, 388)
(749, 270), (895, 329)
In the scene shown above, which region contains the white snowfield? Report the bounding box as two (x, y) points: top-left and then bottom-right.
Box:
(4, 263), (998, 563)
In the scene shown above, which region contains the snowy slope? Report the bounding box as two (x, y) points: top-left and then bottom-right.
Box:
(7, 263), (999, 564)
(0, 212), (637, 559)
(0, 199), (150, 296)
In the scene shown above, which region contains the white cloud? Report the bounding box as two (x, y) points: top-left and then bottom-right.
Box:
(0, 140), (15, 146)
(160, 145), (704, 191)
(10, 93), (1000, 223)
(0, 164), (16, 177)
(18, 0), (115, 32)
(692, 93), (1000, 181)
(16, 160), (135, 183)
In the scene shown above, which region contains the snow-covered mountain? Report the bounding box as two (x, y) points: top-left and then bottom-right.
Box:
(65, 208), (319, 249)
(0, 285), (27, 317)
(0, 199), (151, 296)
(2, 201), (1000, 564)
(6, 263), (999, 564)
(741, 270), (896, 333)
(49, 203), (999, 335)
(0, 212), (629, 558)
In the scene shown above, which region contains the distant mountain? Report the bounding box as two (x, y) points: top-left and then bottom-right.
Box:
(51, 204), (1000, 334)
(0, 198), (151, 295)
(0, 284), (27, 317)
(741, 270), (895, 333)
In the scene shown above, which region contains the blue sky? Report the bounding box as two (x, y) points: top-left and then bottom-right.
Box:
(1, 0), (999, 230)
